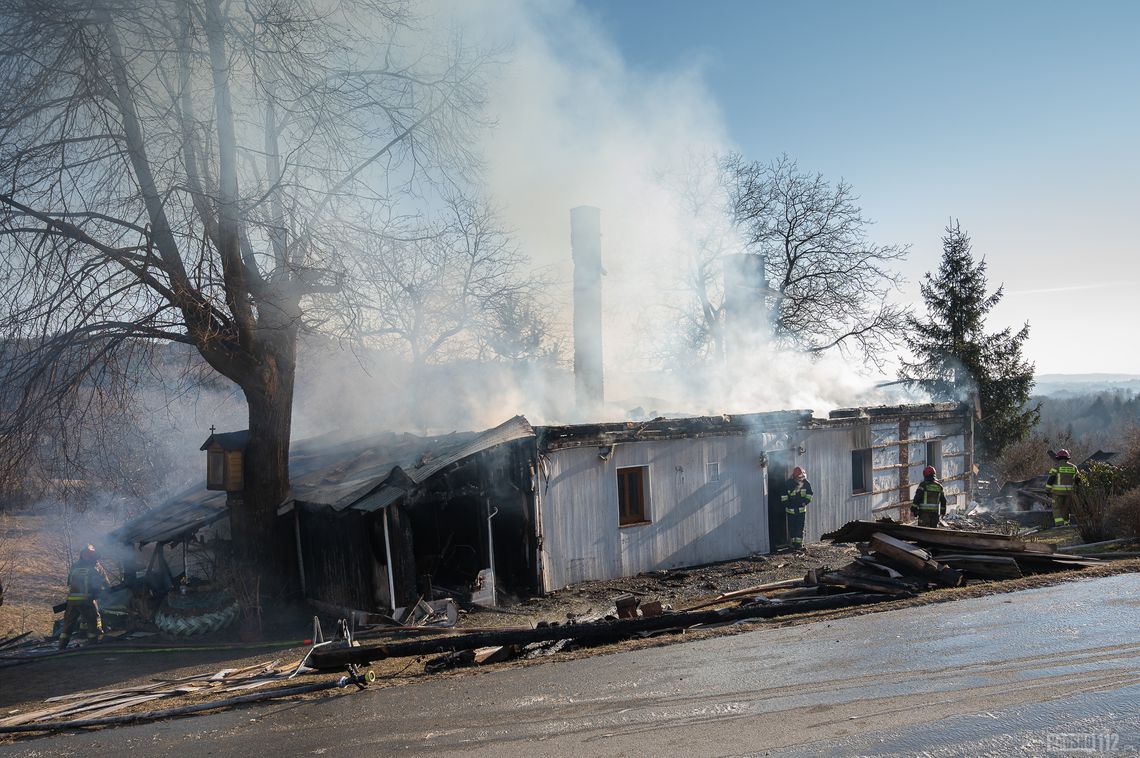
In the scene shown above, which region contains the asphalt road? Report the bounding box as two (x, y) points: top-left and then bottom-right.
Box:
(4, 574), (1140, 757)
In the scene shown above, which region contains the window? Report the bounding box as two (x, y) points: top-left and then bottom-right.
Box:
(852, 449), (872, 494)
(207, 449), (226, 490)
(617, 466), (649, 526)
(706, 462), (720, 482)
(926, 440), (943, 476)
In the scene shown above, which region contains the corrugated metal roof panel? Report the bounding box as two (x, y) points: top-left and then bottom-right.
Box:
(352, 486), (406, 514)
(290, 414), (534, 511)
(111, 489), (228, 545)
(116, 416), (535, 542)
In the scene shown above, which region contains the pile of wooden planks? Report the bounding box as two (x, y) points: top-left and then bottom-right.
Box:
(822, 519), (1102, 585)
(0, 658), (327, 731)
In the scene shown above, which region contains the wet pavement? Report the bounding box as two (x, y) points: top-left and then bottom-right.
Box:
(3, 574), (1139, 757)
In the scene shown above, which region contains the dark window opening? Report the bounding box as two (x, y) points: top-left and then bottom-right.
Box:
(852, 449), (872, 494)
(926, 440), (943, 476)
(206, 450), (225, 489)
(618, 466), (649, 526)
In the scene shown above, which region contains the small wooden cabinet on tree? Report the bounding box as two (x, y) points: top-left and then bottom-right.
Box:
(201, 429), (250, 492)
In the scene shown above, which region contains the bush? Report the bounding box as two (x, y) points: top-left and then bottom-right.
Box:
(1107, 486), (1140, 541)
(992, 432), (1078, 484)
(1072, 461), (1128, 543)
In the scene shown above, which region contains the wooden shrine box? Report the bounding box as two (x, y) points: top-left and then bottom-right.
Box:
(201, 429), (250, 492)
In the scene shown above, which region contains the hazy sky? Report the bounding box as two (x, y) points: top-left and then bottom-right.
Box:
(454, 0), (1135, 382)
(569, 0), (1140, 376)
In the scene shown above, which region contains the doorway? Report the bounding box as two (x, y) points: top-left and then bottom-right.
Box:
(766, 449), (794, 552)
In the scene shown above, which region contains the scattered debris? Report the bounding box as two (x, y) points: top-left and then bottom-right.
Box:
(0, 618), (375, 734)
(823, 519), (1103, 578)
(307, 591), (898, 671)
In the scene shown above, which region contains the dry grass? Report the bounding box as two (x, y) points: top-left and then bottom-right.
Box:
(0, 511), (119, 639)
(0, 515), (64, 638)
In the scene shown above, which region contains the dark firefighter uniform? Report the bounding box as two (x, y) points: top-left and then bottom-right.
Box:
(58, 549), (109, 649)
(1046, 459), (1080, 526)
(781, 473), (813, 550)
(912, 478), (947, 528)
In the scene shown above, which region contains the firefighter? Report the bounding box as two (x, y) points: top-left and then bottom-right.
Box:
(912, 466), (947, 528)
(781, 466), (813, 551)
(1046, 449), (1081, 527)
(58, 544), (109, 649)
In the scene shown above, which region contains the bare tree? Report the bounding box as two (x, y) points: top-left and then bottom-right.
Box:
(353, 195), (556, 374)
(0, 0), (486, 581)
(723, 154), (910, 367)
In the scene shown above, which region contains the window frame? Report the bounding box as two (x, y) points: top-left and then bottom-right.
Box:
(706, 461), (720, 483)
(851, 448), (872, 494)
(617, 465), (650, 527)
(206, 449), (226, 490)
(926, 439), (943, 477)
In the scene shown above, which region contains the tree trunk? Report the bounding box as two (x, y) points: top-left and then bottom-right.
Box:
(229, 321), (299, 595)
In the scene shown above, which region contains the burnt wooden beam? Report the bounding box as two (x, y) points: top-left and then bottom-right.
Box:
(307, 592), (896, 669)
(933, 554), (1023, 580)
(826, 520), (1055, 555)
(678, 577), (807, 611)
(852, 555), (904, 578)
(820, 570), (915, 596)
(870, 533), (964, 587)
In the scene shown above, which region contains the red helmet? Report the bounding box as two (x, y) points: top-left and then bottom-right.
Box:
(923, 466), (937, 478)
(792, 466), (805, 479)
(1056, 449), (1071, 460)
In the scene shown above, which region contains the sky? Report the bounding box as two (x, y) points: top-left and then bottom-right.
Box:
(576, 0), (1140, 376)
(442, 0), (1140, 383)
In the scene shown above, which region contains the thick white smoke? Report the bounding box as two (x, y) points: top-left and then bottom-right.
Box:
(287, 0), (910, 435)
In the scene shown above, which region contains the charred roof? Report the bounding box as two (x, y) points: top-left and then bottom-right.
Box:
(537, 410), (812, 451)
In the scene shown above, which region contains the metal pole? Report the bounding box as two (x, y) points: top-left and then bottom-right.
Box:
(487, 505), (499, 607)
(293, 508), (307, 596)
(382, 509), (397, 614)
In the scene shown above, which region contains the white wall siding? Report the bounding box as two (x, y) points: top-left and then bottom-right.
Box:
(871, 424), (902, 513)
(801, 415), (971, 537)
(539, 436), (767, 591)
(799, 426), (876, 541)
(535, 406), (973, 591)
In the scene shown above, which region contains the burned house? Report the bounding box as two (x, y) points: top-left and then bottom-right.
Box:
(115, 401), (974, 614)
(276, 416), (537, 616)
(113, 417), (538, 618)
(533, 411), (808, 590)
(532, 401), (974, 591)
(795, 402), (975, 538)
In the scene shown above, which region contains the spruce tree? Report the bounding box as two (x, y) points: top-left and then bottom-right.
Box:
(900, 222), (1039, 459)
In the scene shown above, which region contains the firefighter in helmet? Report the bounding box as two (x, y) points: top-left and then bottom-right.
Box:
(58, 544), (109, 649)
(781, 466), (813, 551)
(912, 465), (947, 528)
(1046, 449), (1081, 527)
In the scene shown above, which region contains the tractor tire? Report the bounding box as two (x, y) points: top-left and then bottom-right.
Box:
(154, 589), (239, 637)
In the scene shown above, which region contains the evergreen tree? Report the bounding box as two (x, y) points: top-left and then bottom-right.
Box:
(900, 222), (1039, 459)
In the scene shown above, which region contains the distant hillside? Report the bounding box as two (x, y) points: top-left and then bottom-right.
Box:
(1033, 374), (1140, 397)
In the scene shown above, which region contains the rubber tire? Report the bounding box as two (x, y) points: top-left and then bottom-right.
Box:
(154, 589), (240, 637)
